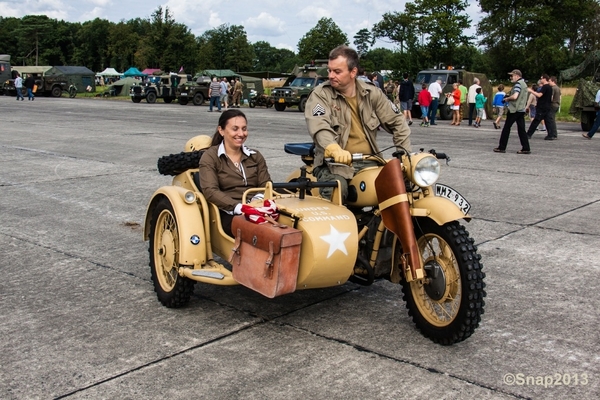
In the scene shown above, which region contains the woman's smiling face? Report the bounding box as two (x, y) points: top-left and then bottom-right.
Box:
(219, 116), (248, 151)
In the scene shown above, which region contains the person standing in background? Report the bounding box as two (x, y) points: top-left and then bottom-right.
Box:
(494, 69), (530, 154)
(427, 78), (442, 125)
(458, 79), (468, 123)
(208, 77), (222, 112)
(547, 76), (561, 139)
(24, 74), (35, 101)
(418, 83), (432, 127)
(14, 73), (24, 101)
(492, 84), (506, 129)
(399, 73), (415, 125)
(467, 78), (481, 126)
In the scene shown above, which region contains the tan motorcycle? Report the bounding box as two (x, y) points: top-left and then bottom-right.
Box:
(144, 138), (485, 345)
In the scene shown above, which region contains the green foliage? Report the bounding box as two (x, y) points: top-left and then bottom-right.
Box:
(0, 2), (595, 82)
(353, 29), (374, 56)
(297, 18), (348, 61)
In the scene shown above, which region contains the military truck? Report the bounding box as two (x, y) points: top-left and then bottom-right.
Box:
(412, 68), (493, 120)
(130, 73), (191, 104)
(176, 75), (211, 106)
(1, 55), (12, 93)
(569, 78), (600, 131)
(2, 62), (69, 97)
(271, 63), (328, 112)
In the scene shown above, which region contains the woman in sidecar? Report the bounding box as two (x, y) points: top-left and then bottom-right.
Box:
(199, 109), (271, 237)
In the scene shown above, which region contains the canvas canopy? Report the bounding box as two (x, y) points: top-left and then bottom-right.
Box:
(12, 66), (52, 76)
(97, 68), (121, 76)
(104, 77), (139, 96)
(122, 67), (147, 77)
(142, 68), (162, 75)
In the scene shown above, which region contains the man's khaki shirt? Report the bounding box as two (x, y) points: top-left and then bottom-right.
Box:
(305, 78), (411, 179)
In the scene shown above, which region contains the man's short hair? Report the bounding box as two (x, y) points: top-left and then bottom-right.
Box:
(329, 45), (359, 71)
(541, 73), (550, 81)
(549, 76), (557, 83)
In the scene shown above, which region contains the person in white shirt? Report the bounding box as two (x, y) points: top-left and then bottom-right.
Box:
(14, 73), (24, 101)
(427, 78), (443, 125)
(468, 78), (481, 125)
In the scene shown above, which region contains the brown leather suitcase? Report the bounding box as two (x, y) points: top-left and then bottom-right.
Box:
(230, 216), (302, 298)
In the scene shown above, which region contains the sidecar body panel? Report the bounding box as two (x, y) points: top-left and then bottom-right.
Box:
(275, 196), (358, 288)
(412, 194), (472, 224)
(144, 186), (208, 266)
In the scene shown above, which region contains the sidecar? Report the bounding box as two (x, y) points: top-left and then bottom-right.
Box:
(144, 137), (364, 306)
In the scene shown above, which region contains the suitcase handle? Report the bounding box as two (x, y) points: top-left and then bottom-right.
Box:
(264, 241), (274, 279)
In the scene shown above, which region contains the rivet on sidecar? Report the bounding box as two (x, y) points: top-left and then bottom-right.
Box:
(252, 235), (257, 246)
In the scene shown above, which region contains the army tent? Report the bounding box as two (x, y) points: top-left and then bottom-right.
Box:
(199, 69), (239, 78)
(103, 77), (139, 97)
(238, 74), (264, 99)
(45, 66), (96, 93)
(122, 67), (147, 77)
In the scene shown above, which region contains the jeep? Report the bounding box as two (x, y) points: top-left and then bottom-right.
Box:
(130, 74), (191, 104)
(176, 75), (211, 106)
(271, 64), (328, 112)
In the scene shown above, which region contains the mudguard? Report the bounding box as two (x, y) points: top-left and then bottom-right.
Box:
(143, 186), (207, 266)
(411, 195), (472, 225)
(375, 158), (423, 281)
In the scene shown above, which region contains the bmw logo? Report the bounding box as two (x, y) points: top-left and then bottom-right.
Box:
(360, 182), (366, 192)
(190, 235), (200, 245)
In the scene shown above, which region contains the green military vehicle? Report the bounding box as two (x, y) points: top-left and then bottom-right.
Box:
(412, 68), (493, 120)
(562, 52), (600, 131)
(569, 78), (600, 131)
(130, 73), (191, 104)
(271, 64), (328, 112)
(1, 61), (70, 97)
(176, 75), (211, 106)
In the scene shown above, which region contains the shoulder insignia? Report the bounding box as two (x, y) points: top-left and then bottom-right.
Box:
(312, 103), (326, 116)
(390, 101), (400, 114)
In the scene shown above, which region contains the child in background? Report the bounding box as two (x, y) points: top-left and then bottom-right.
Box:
(492, 84), (506, 129)
(474, 87), (487, 128)
(418, 83), (432, 127)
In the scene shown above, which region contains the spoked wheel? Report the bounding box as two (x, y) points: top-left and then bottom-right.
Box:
(149, 198), (195, 307)
(398, 219), (485, 345)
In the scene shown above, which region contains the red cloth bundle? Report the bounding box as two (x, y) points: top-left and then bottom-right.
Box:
(241, 199), (279, 224)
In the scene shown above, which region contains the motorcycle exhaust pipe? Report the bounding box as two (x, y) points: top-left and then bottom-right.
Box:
(374, 158), (423, 282)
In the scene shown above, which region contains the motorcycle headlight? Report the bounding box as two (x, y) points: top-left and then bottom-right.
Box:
(409, 154), (440, 187)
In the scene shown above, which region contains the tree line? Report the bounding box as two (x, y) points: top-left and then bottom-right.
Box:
(0, 0), (598, 80)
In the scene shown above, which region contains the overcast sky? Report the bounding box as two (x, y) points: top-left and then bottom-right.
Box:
(0, 0), (482, 52)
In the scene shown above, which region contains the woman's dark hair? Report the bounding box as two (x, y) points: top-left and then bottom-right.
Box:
(211, 109), (247, 145)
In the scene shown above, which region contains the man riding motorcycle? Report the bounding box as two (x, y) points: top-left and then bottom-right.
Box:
(305, 45), (411, 201)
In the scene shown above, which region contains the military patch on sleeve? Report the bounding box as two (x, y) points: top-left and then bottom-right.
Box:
(390, 101), (400, 114)
(312, 103), (326, 116)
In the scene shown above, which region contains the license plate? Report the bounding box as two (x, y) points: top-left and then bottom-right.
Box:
(435, 184), (471, 214)
(181, 93), (187, 96)
(278, 98), (285, 103)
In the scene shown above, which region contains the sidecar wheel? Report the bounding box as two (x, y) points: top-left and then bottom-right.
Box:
(399, 219), (486, 345)
(157, 151), (203, 176)
(149, 198), (195, 308)
(249, 100), (256, 108)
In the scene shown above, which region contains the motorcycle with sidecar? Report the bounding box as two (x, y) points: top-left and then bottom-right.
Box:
(248, 90), (274, 108)
(144, 137), (486, 345)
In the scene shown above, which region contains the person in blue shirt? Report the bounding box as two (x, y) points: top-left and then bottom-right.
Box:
(583, 89), (600, 139)
(492, 84), (506, 129)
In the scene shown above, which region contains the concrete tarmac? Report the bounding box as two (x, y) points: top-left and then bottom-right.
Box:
(1, 96), (598, 399)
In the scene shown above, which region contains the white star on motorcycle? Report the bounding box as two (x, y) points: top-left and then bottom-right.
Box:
(320, 225), (351, 258)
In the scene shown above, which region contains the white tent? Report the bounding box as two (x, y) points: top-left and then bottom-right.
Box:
(97, 68), (122, 77)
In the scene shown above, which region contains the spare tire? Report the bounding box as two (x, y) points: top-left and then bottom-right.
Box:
(157, 151), (203, 176)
